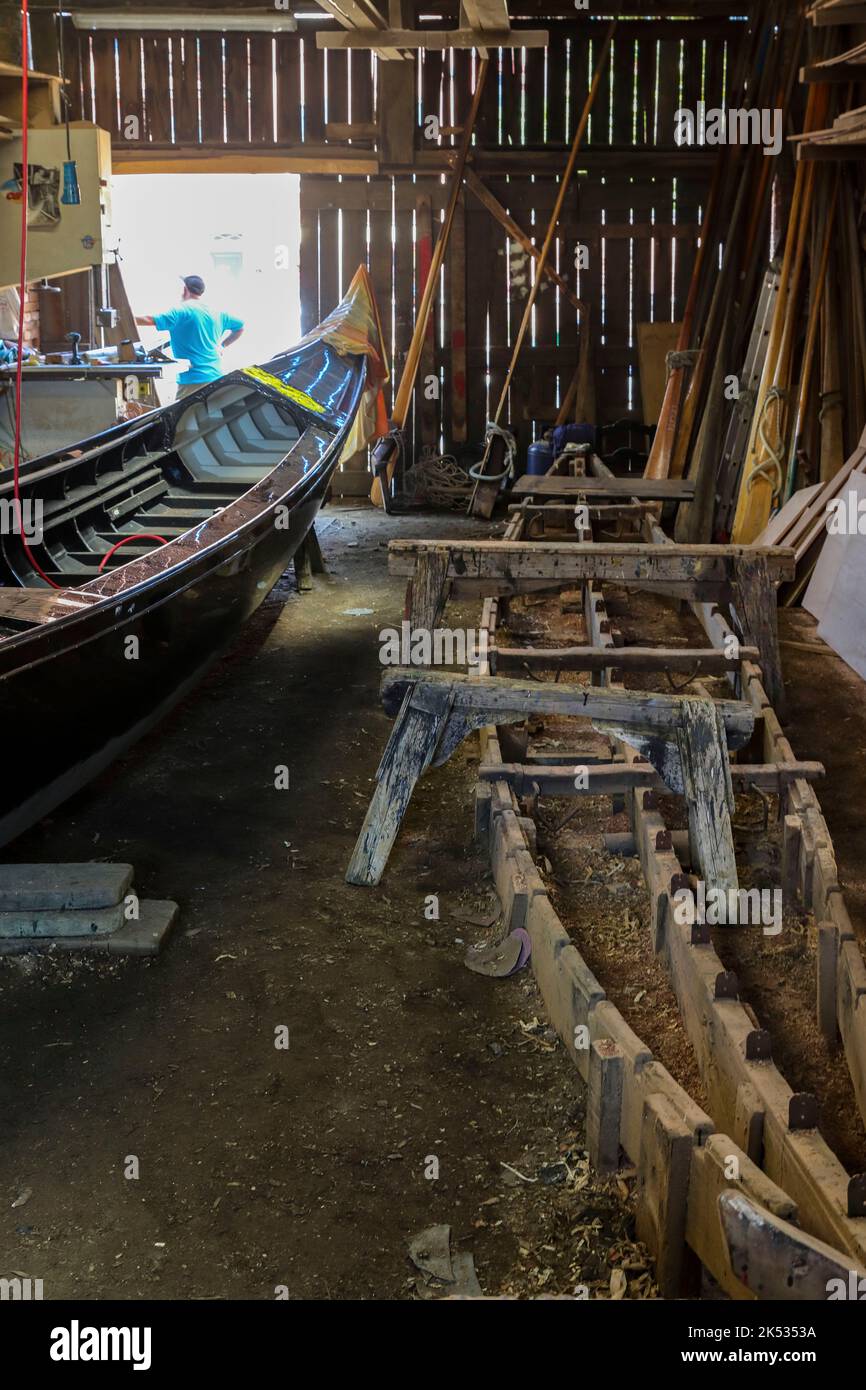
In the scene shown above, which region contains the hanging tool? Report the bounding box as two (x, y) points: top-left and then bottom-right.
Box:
(56, 10), (81, 205)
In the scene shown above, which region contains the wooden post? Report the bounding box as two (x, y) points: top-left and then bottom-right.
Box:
(733, 553), (785, 713)
(817, 922), (839, 1047)
(409, 549), (450, 632)
(636, 1092), (693, 1298)
(587, 1039), (624, 1174)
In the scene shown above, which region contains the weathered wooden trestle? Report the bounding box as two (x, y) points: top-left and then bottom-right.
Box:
(348, 449), (866, 1300)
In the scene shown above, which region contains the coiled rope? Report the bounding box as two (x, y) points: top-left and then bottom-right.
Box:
(468, 422), (517, 484)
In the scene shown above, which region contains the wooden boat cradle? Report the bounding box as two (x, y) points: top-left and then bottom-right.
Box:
(350, 456), (866, 1300)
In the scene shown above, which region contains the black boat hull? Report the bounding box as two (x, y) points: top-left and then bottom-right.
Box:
(0, 476), (325, 846)
(0, 269), (386, 846)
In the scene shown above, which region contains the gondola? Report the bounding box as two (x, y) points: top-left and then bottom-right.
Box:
(0, 267), (387, 847)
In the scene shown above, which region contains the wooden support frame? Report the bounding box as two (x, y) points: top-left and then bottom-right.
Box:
(462, 508), (866, 1288)
(347, 669), (752, 887)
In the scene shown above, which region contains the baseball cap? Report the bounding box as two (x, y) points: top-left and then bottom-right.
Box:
(181, 275), (206, 296)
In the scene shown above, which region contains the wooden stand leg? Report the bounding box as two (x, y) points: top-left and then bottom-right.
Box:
(346, 682), (455, 886)
(409, 550), (450, 632)
(294, 536), (314, 593)
(306, 524), (326, 575)
(733, 554), (785, 714)
(676, 698), (738, 893)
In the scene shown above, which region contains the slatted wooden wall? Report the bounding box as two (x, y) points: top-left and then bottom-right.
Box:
(66, 16), (739, 473)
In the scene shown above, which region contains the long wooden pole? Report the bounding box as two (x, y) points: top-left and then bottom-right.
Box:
(642, 151), (724, 481)
(490, 23), (612, 433)
(783, 172), (839, 501)
(468, 21), (616, 515)
(731, 82), (830, 541)
(463, 168), (587, 318)
(370, 57), (489, 507)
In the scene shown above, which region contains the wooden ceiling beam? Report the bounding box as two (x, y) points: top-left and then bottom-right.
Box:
(317, 26), (546, 52)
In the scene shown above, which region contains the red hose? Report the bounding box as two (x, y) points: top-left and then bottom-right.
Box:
(14, 0), (60, 590)
(97, 533), (169, 572)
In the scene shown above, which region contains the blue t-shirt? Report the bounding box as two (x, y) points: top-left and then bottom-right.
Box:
(153, 301), (244, 384)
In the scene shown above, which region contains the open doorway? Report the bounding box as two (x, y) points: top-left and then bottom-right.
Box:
(110, 173), (300, 402)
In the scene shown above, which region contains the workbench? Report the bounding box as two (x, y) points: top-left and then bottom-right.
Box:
(0, 363), (163, 462)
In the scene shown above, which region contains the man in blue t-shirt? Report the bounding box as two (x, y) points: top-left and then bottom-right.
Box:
(136, 275), (245, 400)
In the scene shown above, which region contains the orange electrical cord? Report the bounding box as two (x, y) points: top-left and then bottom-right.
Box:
(97, 534), (169, 572)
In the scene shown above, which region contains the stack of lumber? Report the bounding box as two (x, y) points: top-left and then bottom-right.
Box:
(753, 429), (866, 604)
(808, 0), (866, 23)
(640, 1), (866, 560)
(793, 103), (866, 156)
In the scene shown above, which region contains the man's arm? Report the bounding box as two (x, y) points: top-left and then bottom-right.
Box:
(135, 315), (156, 327)
(221, 327), (244, 349)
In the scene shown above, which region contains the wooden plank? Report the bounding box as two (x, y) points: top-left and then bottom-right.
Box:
(116, 32), (144, 142)
(318, 28), (550, 52)
(409, 550), (450, 632)
(379, 670), (755, 741)
(197, 32), (224, 144)
(635, 1092), (693, 1298)
(90, 31), (118, 136)
(298, 206), (319, 336)
(675, 698), (738, 892)
(587, 1040), (624, 1174)
(223, 32), (250, 145)
(249, 34), (275, 145)
(388, 539), (796, 584)
(415, 192), (438, 449)
(479, 761), (825, 797)
(733, 552), (785, 712)
(302, 31), (326, 144)
(493, 643), (757, 674)
(637, 321), (682, 425)
(719, 1191), (866, 1299)
(0, 588), (97, 624)
(172, 32), (199, 145)
(275, 33), (302, 146)
(512, 474), (696, 499)
(817, 531), (866, 681)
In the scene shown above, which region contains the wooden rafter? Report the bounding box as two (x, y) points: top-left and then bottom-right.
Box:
(317, 26), (546, 52)
(315, 0), (406, 60)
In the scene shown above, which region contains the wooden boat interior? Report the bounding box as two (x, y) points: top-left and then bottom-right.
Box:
(0, 381), (303, 597)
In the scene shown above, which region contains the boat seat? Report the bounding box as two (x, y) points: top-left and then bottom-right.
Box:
(174, 385), (299, 485)
(40, 462), (169, 533)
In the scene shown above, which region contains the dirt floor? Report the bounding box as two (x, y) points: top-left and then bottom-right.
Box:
(2, 505), (865, 1302)
(0, 505), (651, 1302)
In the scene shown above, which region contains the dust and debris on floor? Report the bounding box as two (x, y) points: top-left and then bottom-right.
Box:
(0, 505), (656, 1301)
